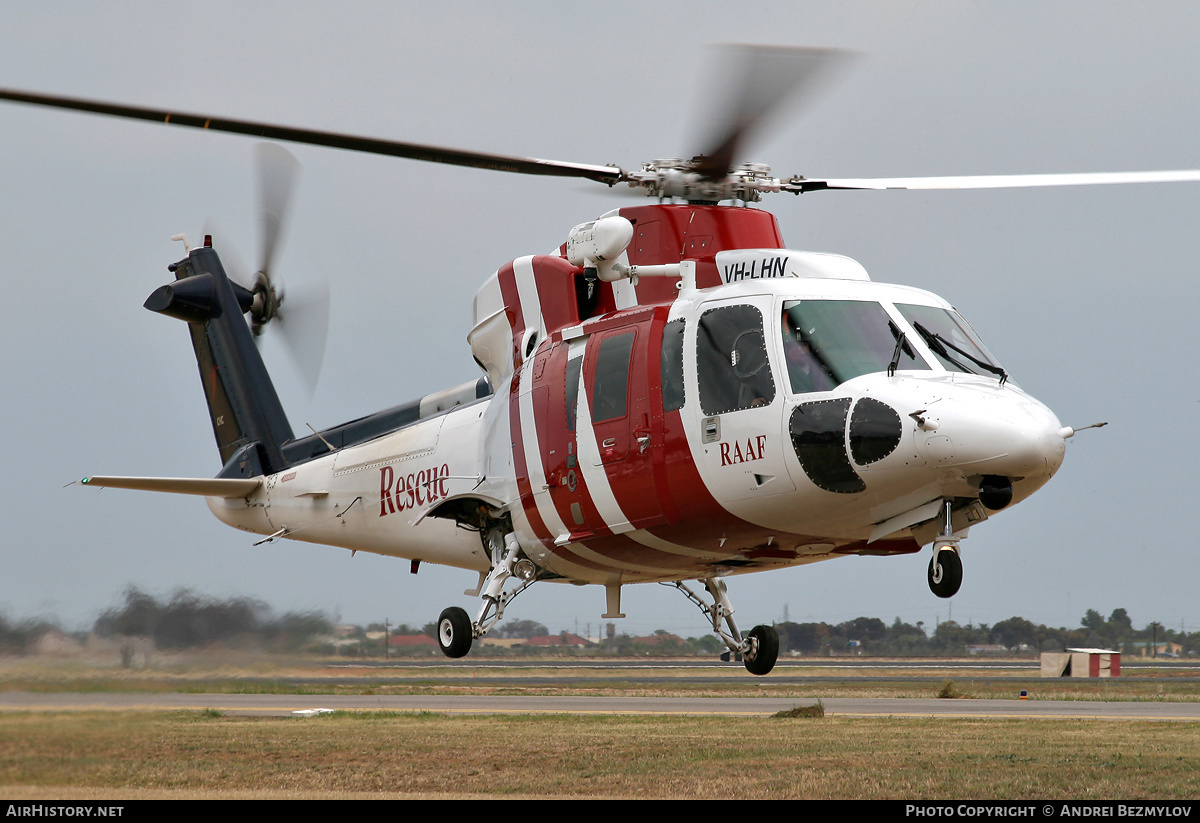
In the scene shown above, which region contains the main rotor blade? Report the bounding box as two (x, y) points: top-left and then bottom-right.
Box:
(0, 87), (626, 185)
(789, 169), (1200, 193)
(693, 45), (854, 181)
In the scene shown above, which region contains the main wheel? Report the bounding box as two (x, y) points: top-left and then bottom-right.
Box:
(744, 625), (779, 676)
(928, 549), (963, 598)
(436, 606), (473, 659)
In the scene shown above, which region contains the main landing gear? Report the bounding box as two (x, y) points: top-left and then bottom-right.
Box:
(432, 521), (779, 676)
(435, 524), (539, 660)
(670, 577), (779, 676)
(927, 499), (963, 599)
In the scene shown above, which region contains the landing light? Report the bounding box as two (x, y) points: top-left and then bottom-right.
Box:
(513, 559), (538, 581)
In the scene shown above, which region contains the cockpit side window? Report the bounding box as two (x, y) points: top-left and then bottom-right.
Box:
(697, 305), (775, 415)
(782, 300), (928, 392)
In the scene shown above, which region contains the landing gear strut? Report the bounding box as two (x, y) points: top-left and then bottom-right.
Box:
(435, 524), (538, 660)
(927, 499), (963, 598)
(670, 577), (779, 675)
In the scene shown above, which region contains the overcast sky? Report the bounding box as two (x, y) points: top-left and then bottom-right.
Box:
(2, 2), (1198, 639)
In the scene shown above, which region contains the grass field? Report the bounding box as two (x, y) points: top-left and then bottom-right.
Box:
(2, 655), (1198, 701)
(2, 655), (1198, 799)
(1, 710), (1198, 799)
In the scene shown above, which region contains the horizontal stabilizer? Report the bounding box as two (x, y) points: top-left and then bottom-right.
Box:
(79, 476), (262, 498)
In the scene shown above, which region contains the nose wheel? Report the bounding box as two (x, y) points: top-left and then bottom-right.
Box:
(928, 546), (962, 598)
(926, 499), (964, 598)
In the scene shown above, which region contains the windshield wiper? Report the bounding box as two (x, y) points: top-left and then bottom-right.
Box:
(913, 322), (1008, 384)
(887, 321), (914, 377)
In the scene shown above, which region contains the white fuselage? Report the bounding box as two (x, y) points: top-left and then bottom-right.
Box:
(205, 256), (1068, 589)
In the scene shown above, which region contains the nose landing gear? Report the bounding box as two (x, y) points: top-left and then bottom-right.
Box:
(928, 545), (963, 598)
(927, 499), (963, 598)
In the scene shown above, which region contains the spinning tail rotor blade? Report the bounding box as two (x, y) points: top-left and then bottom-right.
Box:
(257, 142), (300, 280)
(274, 280), (330, 392)
(248, 144), (329, 395)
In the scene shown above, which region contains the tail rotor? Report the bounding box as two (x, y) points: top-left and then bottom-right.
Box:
(241, 143), (330, 390)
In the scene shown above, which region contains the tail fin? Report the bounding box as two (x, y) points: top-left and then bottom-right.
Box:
(144, 239), (294, 478)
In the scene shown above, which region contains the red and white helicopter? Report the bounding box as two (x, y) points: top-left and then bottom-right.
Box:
(5, 48), (1196, 674)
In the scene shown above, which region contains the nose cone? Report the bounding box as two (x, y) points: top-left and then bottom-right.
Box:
(919, 386), (1066, 480)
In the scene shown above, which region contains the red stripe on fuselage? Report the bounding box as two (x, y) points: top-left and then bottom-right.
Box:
(529, 341), (622, 544)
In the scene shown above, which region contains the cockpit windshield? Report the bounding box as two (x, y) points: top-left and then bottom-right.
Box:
(895, 303), (1006, 382)
(781, 300), (928, 393)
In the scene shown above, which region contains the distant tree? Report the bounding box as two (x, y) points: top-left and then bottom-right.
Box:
(839, 617), (888, 646)
(932, 620), (988, 651)
(889, 617), (926, 638)
(0, 614), (61, 655)
(95, 587), (159, 638)
(885, 617), (929, 654)
(1073, 608), (1137, 650)
(643, 631), (687, 654)
(777, 621), (830, 654)
(991, 616), (1038, 650)
(493, 619), (549, 639)
(1108, 609), (1134, 649)
(93, 587), (330, 650)
(1081, 609), (1106, 633)
(688, 634), (724, 654)
(268, 611), (334, 650)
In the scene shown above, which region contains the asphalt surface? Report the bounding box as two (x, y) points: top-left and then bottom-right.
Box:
(2, 692), (1198, 721)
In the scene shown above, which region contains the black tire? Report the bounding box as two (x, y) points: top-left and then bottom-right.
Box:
(436, 607), (473, 659)
(928, 549), (963, 598)
(744, 625), (779, 676)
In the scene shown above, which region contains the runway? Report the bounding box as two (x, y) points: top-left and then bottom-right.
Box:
(2, 692), (1198, 721)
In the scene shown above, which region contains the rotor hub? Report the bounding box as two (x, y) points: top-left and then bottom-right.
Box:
(250, 270), (282, 336)
(625, 159), (783, 203)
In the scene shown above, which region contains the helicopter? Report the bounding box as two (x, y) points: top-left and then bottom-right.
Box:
(4, 47), (1197, 675)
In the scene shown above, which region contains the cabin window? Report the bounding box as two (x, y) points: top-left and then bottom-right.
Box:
(661, 319), (686, 412)
(590, 332), (634, 422)
(565, 354), (583, 431)
(782, 300), (928, 392)
(697, 305), (775, 415)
